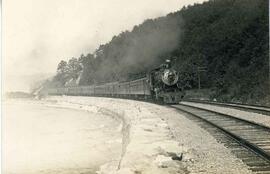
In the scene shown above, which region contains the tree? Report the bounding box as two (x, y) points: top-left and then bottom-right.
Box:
(57, 60), (68, 74)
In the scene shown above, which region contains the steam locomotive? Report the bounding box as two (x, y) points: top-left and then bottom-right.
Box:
(148, 59), (184, 103)
(46, 59), (184, 104)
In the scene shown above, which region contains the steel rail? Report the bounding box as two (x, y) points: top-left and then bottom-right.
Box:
(171, 104), (270, 162)
(182, 99), (270, 116)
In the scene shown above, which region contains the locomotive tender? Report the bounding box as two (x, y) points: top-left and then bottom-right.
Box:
(47, 59), (185, 104)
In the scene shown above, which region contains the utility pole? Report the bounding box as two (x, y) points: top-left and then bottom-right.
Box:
(197, 66), (207, 90)
(269, 46), (270, 94)
(198, 70), (201, 90)
(268, 13), (270, 97)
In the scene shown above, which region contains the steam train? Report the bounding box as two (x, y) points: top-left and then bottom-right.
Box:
(46, 59), (185, 104)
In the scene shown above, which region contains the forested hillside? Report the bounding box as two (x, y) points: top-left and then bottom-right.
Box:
(48, 0), (269, 104)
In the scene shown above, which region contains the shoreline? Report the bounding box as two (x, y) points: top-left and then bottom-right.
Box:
(45, 96), (252, 174)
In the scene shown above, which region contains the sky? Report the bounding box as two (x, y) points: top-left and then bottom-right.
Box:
(3, 0), (206, 92)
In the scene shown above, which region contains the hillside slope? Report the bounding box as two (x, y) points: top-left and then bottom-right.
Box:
(49, 0), (269, 104)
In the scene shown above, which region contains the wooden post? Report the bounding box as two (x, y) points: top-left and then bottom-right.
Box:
(198, 68), (201, 90)
(197, 66), (207, 90)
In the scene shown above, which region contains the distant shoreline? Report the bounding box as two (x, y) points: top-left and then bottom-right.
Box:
(5, 91), (34, 99)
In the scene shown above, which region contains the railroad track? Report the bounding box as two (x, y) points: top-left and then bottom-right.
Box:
(182, 99), (270, 116)
(172, 104), (270, 174)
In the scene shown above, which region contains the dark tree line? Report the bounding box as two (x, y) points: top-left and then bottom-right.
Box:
(48, 0), (269, 104)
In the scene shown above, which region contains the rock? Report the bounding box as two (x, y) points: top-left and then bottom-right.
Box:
(154, 155), (172, 168)
(167, 152), (183, 161)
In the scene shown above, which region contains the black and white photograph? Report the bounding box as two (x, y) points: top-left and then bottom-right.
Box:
(3, 0), (270, 173)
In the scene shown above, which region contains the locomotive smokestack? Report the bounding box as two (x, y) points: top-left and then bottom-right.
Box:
(165, 59), (172, 69)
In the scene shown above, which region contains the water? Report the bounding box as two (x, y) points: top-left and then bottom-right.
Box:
(3, 99), (122, 174)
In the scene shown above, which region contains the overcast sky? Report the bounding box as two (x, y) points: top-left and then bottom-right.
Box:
(3, 0), (206, 92)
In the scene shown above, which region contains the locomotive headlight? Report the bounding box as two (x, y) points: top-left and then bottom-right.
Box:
(162, 69), (179, 86)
